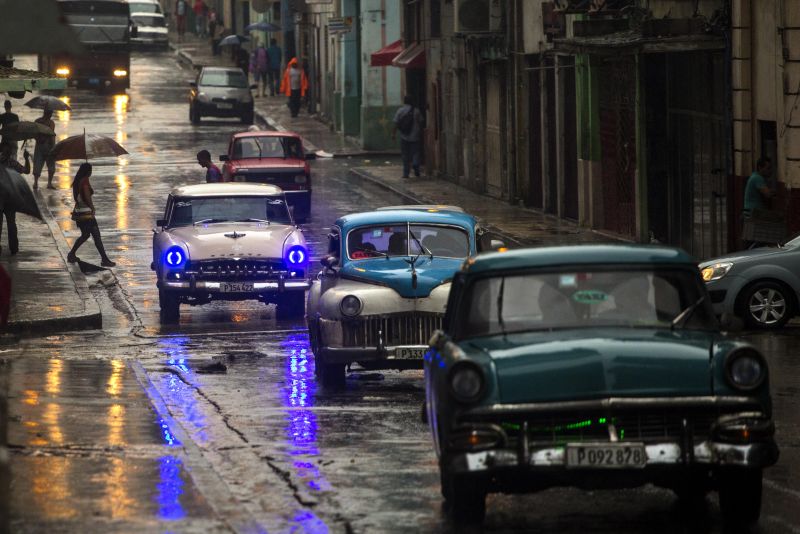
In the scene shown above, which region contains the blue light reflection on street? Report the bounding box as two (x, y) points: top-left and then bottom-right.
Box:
(156, 455), (186, 521)
(158, 337), (209, 444)
(282, 333), (330, 533)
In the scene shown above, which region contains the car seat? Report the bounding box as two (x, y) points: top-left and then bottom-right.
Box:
(388, 233), (408, 255)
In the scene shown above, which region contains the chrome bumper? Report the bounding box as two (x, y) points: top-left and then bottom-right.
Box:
(160, 279), (310, 291)
(318, 345), (427, 365)
(450, 440), (779, 474)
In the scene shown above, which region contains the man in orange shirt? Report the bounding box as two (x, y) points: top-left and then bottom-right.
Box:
(280, 58), (308, 118)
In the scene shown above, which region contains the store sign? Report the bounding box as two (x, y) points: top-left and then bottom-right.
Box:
(328, 16), (354, 34)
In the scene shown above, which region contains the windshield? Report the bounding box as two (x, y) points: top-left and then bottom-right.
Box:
(61, 1), (130, 43)
(169, 196), (291, 227)
(347, 224), (469, 259)
(233, 136), (303, 159)
(132, 15), (165, 26)
(199, 70), (248, 88)
(459, 268), (714, 338)
(129, 2), (160, 13)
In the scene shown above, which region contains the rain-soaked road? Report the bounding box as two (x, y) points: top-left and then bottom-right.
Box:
(4, 51), (800, 533)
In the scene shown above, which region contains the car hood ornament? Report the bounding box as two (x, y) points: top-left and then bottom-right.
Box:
(224, 231), (246, 239)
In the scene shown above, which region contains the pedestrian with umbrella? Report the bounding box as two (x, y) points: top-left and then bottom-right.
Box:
(0, 100), (20, 158)
(25, 93), (68, 190)
(67, 163), (115, 267)
(0, 142), (32, 255)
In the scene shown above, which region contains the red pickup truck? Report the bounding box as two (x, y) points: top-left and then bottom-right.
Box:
(220, 131), (315, 222)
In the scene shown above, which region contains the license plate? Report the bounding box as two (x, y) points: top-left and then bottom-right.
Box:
(394, 347), (426, 359)
(88, 78), (100, 85)
(566, 443), (647, 469)
(220, 282), (254, 293)
(217, 103), (233, 109)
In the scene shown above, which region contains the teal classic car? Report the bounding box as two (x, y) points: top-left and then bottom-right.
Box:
(307, 206), (503, 387)
(424, 245), (778, 524)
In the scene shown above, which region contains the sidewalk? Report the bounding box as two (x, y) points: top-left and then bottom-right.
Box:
(170, 34), (614, 247)
(0, 179), (101, 335)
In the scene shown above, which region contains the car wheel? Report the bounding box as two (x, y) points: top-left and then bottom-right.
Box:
(241, 111), (254, 124)
(718, 468), (762, 525)
(740, 281), (793, 329)
(159, 289), (180, 323)
(275, 292), (305, 320)
(318, 361), (345, 389)
(442, 471), (486, 524)
(190, 105), (201, 124)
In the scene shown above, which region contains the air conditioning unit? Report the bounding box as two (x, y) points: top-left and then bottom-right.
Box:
(454, 0), (503, 34)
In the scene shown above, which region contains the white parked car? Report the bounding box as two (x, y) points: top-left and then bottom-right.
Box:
(130, 12), (168, 49)
(151, 183), (310, 322)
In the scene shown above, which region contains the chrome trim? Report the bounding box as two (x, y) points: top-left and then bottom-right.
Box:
(466, 396), (760, 417)
(162, 280), (310, 290)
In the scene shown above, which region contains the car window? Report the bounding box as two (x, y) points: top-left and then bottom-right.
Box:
(459, 268), (714, 338)
(199, 70), (248, 88)
(347, 224), (469, 260)
(232, 136), (302, 159)
(132, 15), (165, 26)
(328, 230), (341, 258)
(169, 196), (291, 226)
(129, 3), (160, 13)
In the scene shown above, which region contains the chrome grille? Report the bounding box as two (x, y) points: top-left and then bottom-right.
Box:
(186, 259), (295, 280)
(342, 312), (443, 347)
(480, 410), (727, 446)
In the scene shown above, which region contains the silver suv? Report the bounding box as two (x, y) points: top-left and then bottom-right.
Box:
(189, 66), (255, 124)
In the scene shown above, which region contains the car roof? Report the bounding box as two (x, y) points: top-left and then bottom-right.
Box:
(131, 11), (164, 17)
(463, 245), (697, 275)
(170, 183), (284, 197)
(335, 209), (477, 231)
(376, 204), (464, 213)
(230, 130), (302, 140)
(200, 66), (244, 74)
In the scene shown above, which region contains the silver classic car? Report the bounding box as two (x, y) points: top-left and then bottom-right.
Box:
(152, 183), (310, 322)
(306, 206), (502, 387)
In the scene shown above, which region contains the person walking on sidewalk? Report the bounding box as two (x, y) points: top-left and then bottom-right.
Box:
(33, 109), (56, 190)
(251, 40), (269, 97)
(0, 100), (20, 159)
(175, 0), (188, 41)
(280, 58), (308, 118)
(267, 38), (282, 96)
(0, 142), (31, 255)
(392, 96), (425, 178)
(197, 150), (222, 183)
(193, 0), (207, 37)
(67, 163), (115, 267)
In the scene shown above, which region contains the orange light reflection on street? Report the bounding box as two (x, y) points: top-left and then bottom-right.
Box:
(57, 96), (70, 123)
(115, 173), (129, 230)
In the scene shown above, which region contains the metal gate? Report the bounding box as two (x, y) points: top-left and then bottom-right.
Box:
(485, 64), (504, 197)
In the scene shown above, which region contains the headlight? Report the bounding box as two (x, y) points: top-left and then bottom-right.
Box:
(294, 174), (307, 184)
(113, 69), (128, 77)
(701, 262), (733, 281)
(285, 245), (308, 266)
(197, 92), (210, 103)
(164, 245), (187, 268)
(56, 67), (70, 76)
(340, 295), (362, 317)
(725, 349), (767, 390)
(448, 361), (485, 403)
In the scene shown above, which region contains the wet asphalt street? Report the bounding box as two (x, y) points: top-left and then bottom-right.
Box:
(4, 52), (800, 533)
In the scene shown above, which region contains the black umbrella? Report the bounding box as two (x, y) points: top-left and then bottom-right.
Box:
(245, 21), (280, 32)
(0, 166), (42, 220)
(219, 34), (249, 47)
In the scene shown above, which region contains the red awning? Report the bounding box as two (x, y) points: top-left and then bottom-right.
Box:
(391, 42), (426, 69)
(370, 39), (404, 67)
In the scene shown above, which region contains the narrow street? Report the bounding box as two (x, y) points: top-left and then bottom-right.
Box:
(4, 50), (800, 534)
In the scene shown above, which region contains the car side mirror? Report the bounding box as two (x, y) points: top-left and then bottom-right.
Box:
(219, 154), (229, 161)
(490, 239), (506, 251)
(156, 219), (167, 227)
(130, 24), (138, 38)
(720, 313), (744, 332)
(320, 256), (338, 269)
(189, 81), (197, 88)
(305, 152), (317, 161)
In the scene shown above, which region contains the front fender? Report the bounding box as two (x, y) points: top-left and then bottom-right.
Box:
(711, 339), (772, 416)
(735, 262), (800, 303)
(152, 232), (188, 277)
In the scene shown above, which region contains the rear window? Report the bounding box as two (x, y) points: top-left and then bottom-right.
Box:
(200, 70), (248, 88)
(132, 15), (165, 26)
(128, 2), (160, 13)
(232, 136), (303, 159)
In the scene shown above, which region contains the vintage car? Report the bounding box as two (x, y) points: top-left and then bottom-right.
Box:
(306, 206), (503, 387)
(220, 131), (316, 222)
(151, 183), (310, 322)
(699, 235), (800, 329)
(424, 245), (778, 524)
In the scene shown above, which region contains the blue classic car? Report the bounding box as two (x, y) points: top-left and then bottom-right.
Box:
(306, 206), (502, 387)
(425, 245), (778, 525)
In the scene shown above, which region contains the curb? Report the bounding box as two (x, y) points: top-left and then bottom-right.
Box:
(15, 190), (103, 335)
(346, 167), (525, 248)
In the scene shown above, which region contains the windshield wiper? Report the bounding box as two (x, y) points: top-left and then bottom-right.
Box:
(193, 218), (228, 226)
(671, 296), (706, 330)
(253, 137), (263, 160)
(409, 230), (433, 260)
(237, 218), (270, 225)
(352, 246), (390, 259)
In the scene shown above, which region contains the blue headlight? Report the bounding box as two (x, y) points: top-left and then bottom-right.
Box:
(286, 245), (307, 265)
(165, 246), (187, 267)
